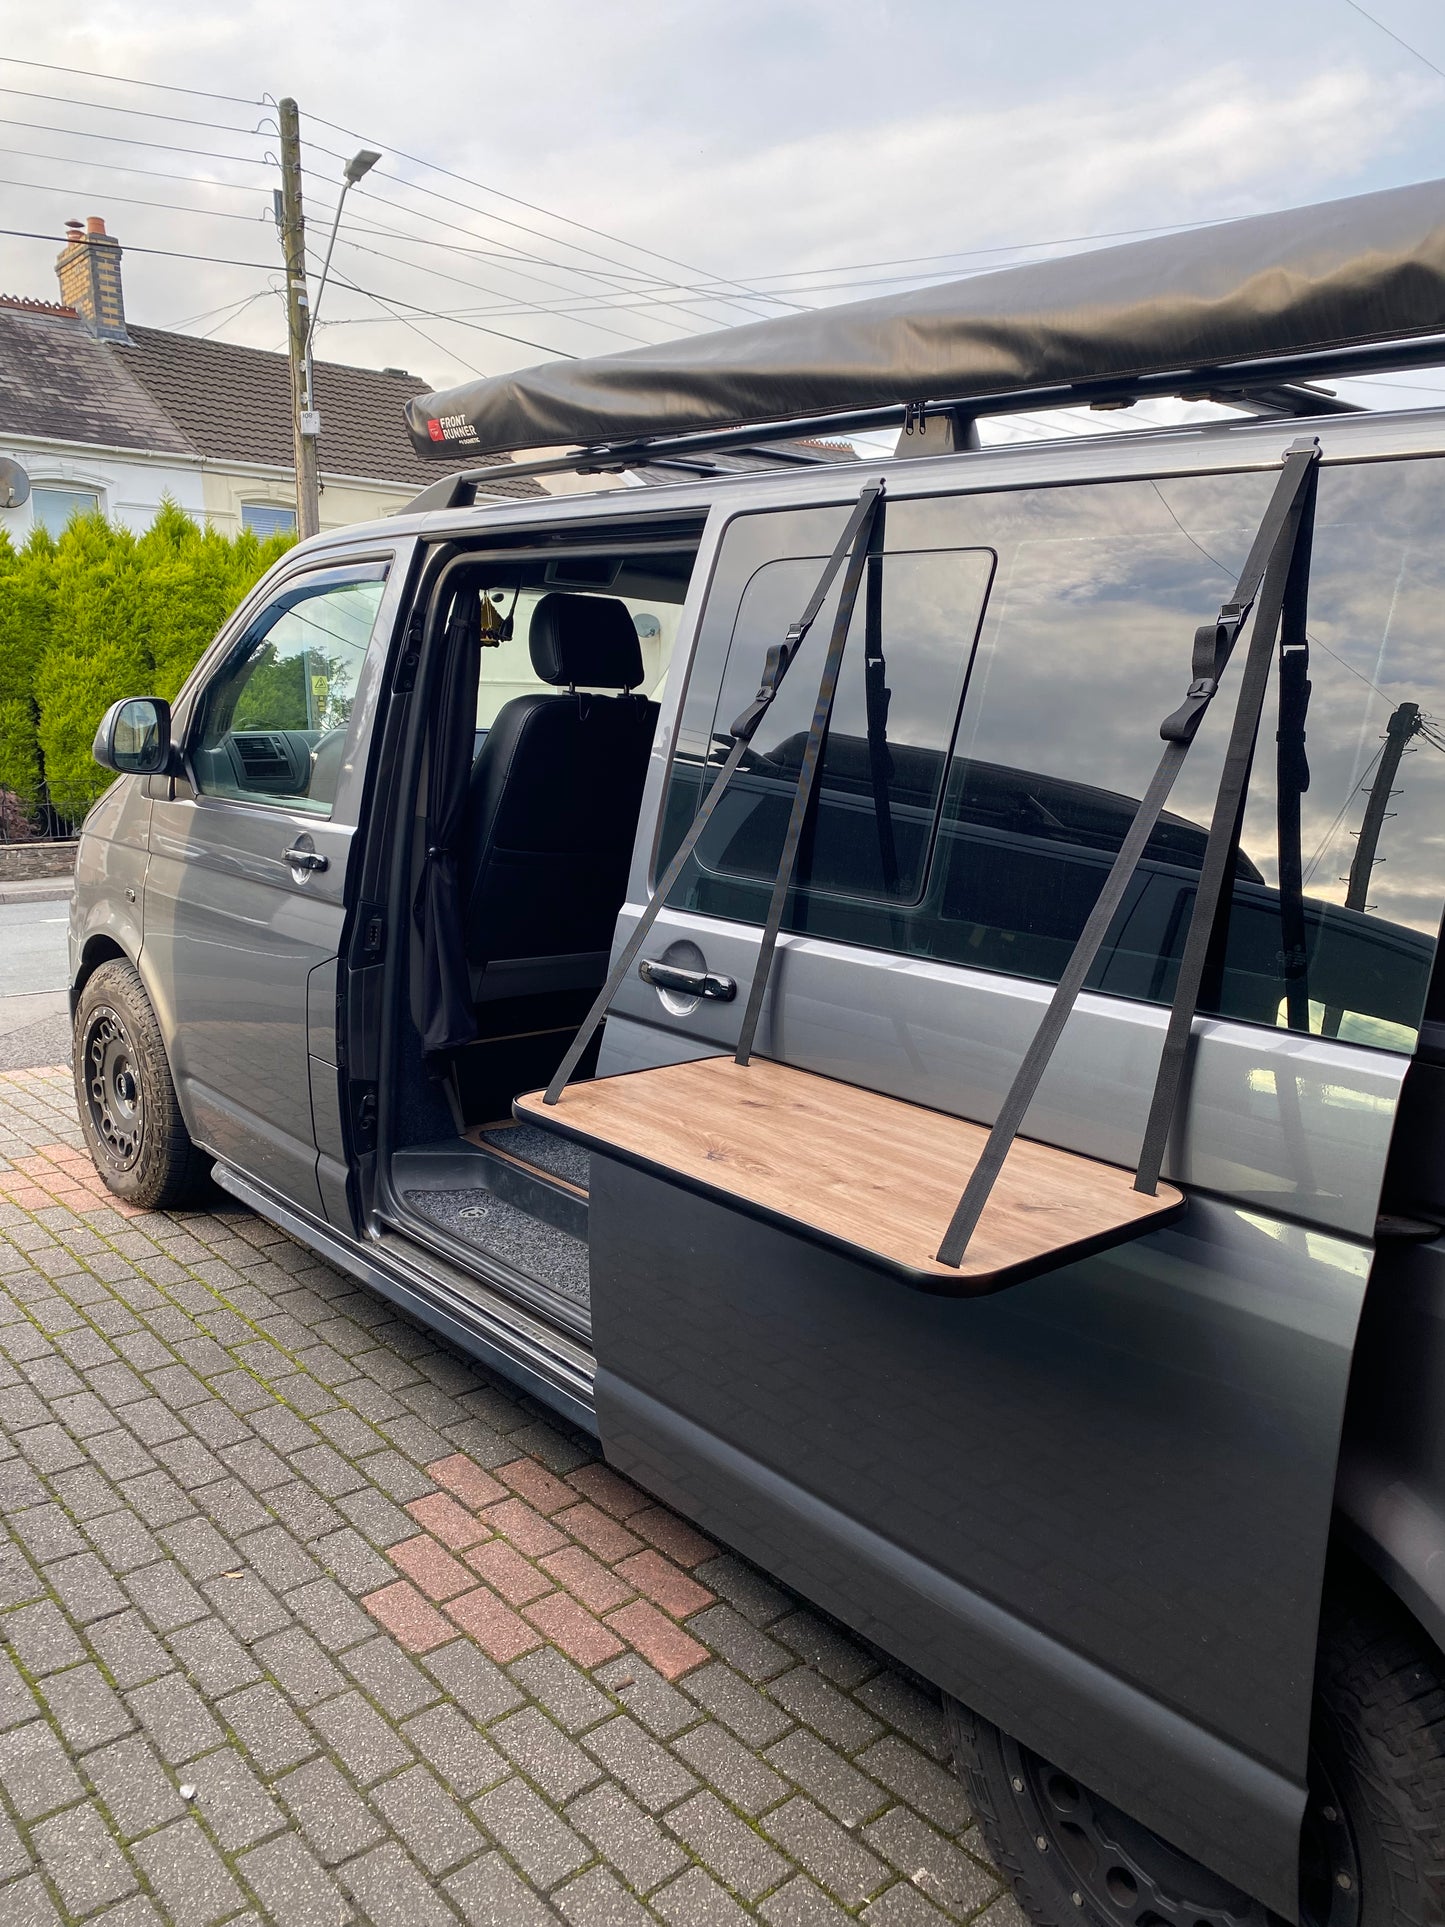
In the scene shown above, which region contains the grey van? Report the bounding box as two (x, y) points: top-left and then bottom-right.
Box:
(69, 180), (1445, 1926)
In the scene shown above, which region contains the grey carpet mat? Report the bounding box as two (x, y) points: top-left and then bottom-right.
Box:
(480, 1125), (591, 1193)
(405, 1188), (590, 1306)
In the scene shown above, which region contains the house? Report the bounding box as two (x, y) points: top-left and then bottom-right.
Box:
(0, 216), (541, 545)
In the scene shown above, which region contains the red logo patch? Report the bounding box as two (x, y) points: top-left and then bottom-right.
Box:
(427, 419), (444, 442)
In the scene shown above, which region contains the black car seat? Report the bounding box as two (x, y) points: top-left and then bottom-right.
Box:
(462, 592), (659, 1002)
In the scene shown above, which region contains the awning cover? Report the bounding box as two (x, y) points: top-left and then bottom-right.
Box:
(405, 177), (1445, 460)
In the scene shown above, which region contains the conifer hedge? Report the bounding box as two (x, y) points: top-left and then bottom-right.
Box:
(0, 502), (294, 825)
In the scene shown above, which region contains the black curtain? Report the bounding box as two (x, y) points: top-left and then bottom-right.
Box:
(418, 585), (482, 1060)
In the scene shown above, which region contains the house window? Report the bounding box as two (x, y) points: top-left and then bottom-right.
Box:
(31, 486), (100, 536)
(242, 504), (297, 538)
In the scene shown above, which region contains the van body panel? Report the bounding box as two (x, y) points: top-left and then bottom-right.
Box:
(1336, 1238), (1445, 1654)
(69, 776), (151, 995)
(587, 1158), (1368, 1918)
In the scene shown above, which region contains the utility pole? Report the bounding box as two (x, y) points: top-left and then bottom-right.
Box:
(1321, 699), (1422, 1038)
(277, 98), (320, 540)
(1344, 701), (1422, 912)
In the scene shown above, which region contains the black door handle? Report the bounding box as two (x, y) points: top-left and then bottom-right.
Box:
(283, 845), (328, 873)
(639, 958), (736, 1001)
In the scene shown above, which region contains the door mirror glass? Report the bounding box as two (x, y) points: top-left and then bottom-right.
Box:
(93, 697), (171, 775)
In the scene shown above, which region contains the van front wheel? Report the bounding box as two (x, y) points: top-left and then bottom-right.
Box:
(73, 961), (209, 1210)
(948, 1577), (1444, 1926)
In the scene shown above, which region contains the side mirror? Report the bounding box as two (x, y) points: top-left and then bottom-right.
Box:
(93, 697), (172, 776)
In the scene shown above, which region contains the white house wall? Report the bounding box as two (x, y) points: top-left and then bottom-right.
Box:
(0, 436), (204, 544)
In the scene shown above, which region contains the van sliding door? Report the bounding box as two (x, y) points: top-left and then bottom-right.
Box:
(585, 456), (1445, 1915)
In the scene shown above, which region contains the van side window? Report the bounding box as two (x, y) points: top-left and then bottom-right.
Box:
(660, 460), (1445, 1049)
(190, 564), (388, 813)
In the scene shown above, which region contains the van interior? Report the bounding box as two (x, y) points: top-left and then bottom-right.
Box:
(379, 529), (704, 1325)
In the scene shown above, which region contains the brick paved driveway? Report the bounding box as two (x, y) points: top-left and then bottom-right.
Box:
(0, 1066), (1024, 1927)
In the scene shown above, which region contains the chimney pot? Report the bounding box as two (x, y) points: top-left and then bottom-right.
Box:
(85, 216), (107, 238)
(64, 220), (83, 241)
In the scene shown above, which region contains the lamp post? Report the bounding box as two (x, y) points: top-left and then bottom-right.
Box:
(302, 146), (381, 432)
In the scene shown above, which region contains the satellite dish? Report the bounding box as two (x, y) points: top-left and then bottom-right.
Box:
(0, 458), (30, 510)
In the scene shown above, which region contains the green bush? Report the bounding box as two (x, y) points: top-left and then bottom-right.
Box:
(0, 500), (293, 823)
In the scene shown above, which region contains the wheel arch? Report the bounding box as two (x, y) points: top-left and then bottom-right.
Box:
(71, 934), (130, 1013)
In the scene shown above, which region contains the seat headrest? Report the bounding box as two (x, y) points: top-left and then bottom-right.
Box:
(529, 592), (644, 690)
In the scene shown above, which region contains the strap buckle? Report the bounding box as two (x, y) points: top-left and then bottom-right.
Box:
(730, 622), (806, 741)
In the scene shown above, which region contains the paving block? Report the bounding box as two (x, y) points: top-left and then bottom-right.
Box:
(131, 1817), (245, 1927)
(0, 1718), (86, 1818)
(277, 1756), (386, 1864)
(5, 1600), (86, 1675)
(607, 1600), (707, 1681)
(766, 1729), (891, 1828)
(525, 1592), (624, 1669)
(554, 1865), (657, 1927)
(493, 1706), (602, 1803)
(764, 1795), (892, 1907)
(371, 1762), (485, 1872)
(237, 1829), (351, 1927)
(863, 1806), (1000, 1918)
(401, 1704), (508, 1799)
(583, 1714), (699, 1815)
(666, 1787), (790, 1901)
(472, 1776), (591, 1890)
(673, 1721), (789, 1818)
(421, 1639), (525, 1723)
(306, 1690), (413, 1787)
(41, 1662), (133, 1751)
(86, 1733), (187, 1839)
(509, 1647), (612, 1735)
(217, 1681), (317, 1773)
(566, 1780), (689, 1894)
(339, 1841), (459, 1927)
(31, 1800), (138, 1914)
(442, 1851), (556, 1927)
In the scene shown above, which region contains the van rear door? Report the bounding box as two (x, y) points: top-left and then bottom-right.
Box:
(573, 451), (1445, 1915)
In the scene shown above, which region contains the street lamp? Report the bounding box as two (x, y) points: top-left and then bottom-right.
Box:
(302, 147), (381, 430)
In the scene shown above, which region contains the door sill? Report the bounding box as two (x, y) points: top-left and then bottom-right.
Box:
(210, 1162), (596, 1432)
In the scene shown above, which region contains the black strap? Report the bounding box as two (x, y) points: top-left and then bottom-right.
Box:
(863, 531), (902, 900)
(735, 486), (886, 1064)
(1134, 456), (1319, 1195)
(543, 478), (885, 1107)
(1275, 511), (1315, 1035)
(935, 440), (1320, 1267)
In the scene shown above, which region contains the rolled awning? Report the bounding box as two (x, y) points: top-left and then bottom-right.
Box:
(405, 176), (1445, 460)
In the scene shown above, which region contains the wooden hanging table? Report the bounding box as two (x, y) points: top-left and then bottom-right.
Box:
(516, 1055), (1185, 1294)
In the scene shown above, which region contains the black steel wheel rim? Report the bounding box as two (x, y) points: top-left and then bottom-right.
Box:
(1003, 1735), (1360, 1927)
(82, 1005), (144, 1171)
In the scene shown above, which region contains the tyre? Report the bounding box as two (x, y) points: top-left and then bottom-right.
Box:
(73, 960), (210, 1210)
(947, 1575), (1445, 1926)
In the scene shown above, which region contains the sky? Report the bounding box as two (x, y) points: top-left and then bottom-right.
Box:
(3, 0), (1445, 438)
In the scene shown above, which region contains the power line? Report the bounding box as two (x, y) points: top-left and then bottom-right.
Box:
(0, 115), (272, 167)
(0, 225), (276, 271)
(324, 227), (660, 351)
(0, 140), (269, 193)
(308, 258), (489, 378)
(1340, 0), (1445, 81)
(0, 173), (275, 225)
(305, 136), (787, 341)
(304, 113), (790, 324)
(0, 55), (261, 106)
(0, 83), (267, 136)
(312, 252), (580, 363)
